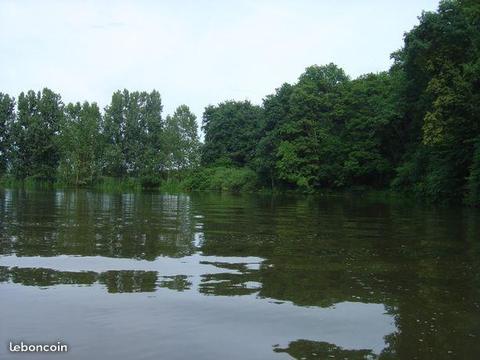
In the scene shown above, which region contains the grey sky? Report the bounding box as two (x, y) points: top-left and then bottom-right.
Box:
(1, 0), (439, 123)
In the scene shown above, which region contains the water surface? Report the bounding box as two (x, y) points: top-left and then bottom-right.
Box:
(0, 189), (479, 359)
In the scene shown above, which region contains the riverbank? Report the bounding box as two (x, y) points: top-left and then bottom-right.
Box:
(0, 169), (468, 208)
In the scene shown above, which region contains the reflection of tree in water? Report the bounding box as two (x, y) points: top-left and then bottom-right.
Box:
(199, 273), (260, 296)
(1, 191), (480, 358)
(0, 189), (200, 259)
(193, 194), (480, 360)
(158, 275), (191, 292)
(0, 266), (97, 287)
(198, 260), (260, 296)
(273, 340), (378, 360)
(98, 270), (158, 293)
(0, 267), (193, 294)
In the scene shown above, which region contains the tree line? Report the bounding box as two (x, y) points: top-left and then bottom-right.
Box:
(0, 89), (200, 187)
(1, 0), (479, 204)
(198, 0), (480, 205)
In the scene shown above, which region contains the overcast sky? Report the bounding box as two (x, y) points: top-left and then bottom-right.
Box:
(1, 0), (439, 123)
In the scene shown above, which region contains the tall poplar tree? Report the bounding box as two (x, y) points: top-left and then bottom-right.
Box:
(57, 101), (103, 185)
(165, 105), (200, 170)
(0, 93), (15, 176)
(10, 88), (63, 180)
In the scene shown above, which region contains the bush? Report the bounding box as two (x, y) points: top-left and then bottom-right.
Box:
(0, 175), (54, 189)
(94, 177), (142, 192)
(467, 139), (480, 206)
(159, 178), (184, 193)
(392, 147), (463, 204)
(182, 166), (258, 192)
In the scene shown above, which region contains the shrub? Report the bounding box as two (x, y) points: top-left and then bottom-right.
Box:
(182, 166), (258, 192)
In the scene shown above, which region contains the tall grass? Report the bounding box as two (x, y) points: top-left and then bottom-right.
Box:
(0, 176), (56, 190)
(182, 166), (258, 192)
(159, 178), (185, 193)
(93, 177), (142, 192)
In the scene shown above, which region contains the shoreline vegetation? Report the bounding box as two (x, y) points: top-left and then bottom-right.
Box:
(1, 0), (479, 206)
(0, 174), (422, 207)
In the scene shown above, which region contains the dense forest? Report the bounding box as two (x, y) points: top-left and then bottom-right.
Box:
(0, 0), (479, 205)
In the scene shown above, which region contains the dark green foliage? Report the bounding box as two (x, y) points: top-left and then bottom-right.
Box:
(391, 0), (480, 203)
(467, 138), (480, 206)
(254, 83), (293, 189)
(57, 101), (103, 185)
(102, 90), (125, 177)
(201, 101), (262, 166)
(272, 64), (349, 190)
(164, 105), (200, 170)
(0, 88), (198, 189)
(9, 89), (63, 181)
(94, 176), (142, 192)
(253, 65), (350, 191)
(182, 167), (258, 192)
(338, 71), (403, 187)
(252, 64), (402, 191)
(0, 0), (478, 203)
(0, 93), (15, 176)
(102, 89), (165, 185)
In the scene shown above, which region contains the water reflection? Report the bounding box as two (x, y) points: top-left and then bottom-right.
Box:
(273, 340), (378, 359)
(0, 188), (479, 359)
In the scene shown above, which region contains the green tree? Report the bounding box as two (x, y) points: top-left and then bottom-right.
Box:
(0, 93), (15, 176)
(255, 83), (294, 189)
(392, 0), (480, 202)
(467, 137), (480, 205)
(102, 89), (164, 184)
(165, 105), (200, 170)
(10, 89), (63, 180)
(257, 64), (349, 190)
(57, 102), (103, 185)
(202, 101), (262, 166)
(338, 71), (403, 187)
(137, 90), (164, 185)
(102, 90), (127, 177)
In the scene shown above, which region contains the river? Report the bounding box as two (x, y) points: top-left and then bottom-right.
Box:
(0, 189), (479, 359)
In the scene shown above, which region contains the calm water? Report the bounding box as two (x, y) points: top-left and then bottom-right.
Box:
(0, 189), (479, 360)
